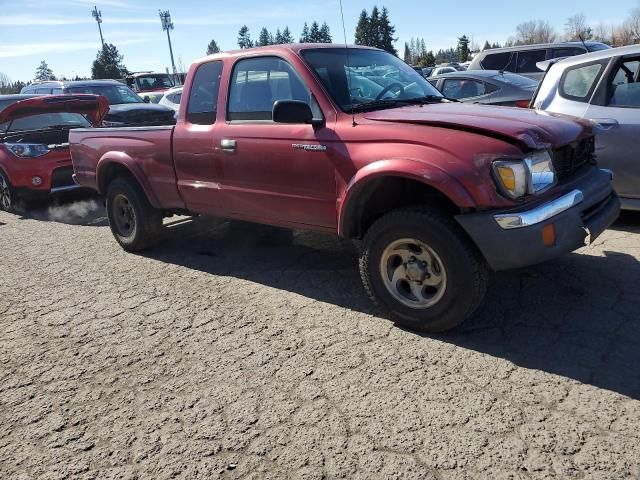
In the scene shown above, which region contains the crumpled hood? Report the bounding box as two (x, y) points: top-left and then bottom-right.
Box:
(363, 103), (592, 150)
(0, 94), (109, 125)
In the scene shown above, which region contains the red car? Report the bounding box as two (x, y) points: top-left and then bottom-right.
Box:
(0, 94), (107, 212)
(69, 45), (619, 332)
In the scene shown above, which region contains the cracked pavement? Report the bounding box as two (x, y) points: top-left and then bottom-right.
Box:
(1, 195), (639, 479)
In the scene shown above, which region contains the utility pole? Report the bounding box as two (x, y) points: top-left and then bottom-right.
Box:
(159, 10), (177, 77)
(92, 6), (105, 48)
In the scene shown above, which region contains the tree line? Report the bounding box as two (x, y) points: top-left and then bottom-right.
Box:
(234, 21), (331, 50)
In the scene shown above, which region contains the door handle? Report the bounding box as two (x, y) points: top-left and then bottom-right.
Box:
(221, 139), (237, 151)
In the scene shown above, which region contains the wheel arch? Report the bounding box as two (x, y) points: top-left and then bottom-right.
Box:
(96, 154), (161, 208)
(338, 159), (476, 239)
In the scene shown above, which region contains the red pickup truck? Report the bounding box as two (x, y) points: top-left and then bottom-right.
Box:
(69, 44), (619, 332)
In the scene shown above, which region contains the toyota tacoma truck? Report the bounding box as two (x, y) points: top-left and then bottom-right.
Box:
(69, 44), (620, 332)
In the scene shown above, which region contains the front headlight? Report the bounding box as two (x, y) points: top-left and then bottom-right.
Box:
(6, 143), (50, 158)
(492, 150), (556, 200)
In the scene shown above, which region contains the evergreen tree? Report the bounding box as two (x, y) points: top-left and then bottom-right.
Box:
(274, 28), (283, 45)
(378, 7), (397, 55)
(300, 22), (310, 42)
(483, 40), (491, 51)
(206, 39), (220, 55)
(35, 60), (55, 81)
(355, 9), (370, 45)
(457, 35), (470, 62)
(403, 42), (411, 64)
(237, 25), (253, 49)
(319, 21), (332, 43)
(409, 38), (417, 63)
(258, 27), (272, 46)
(281, 26), (294, 43)
(309, 21), (320, 42)
(91, 44), (127, 79)
(369, 6), (381, 46)
(425, 51), (436, 67)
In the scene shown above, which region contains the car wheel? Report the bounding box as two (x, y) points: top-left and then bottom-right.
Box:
(0, 171), (16, 213)
(106, 177), (163, 252)
(359, 208), (489, 333)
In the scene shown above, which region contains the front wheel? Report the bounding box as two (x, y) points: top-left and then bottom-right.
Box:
(359, 208), (489, 333)
(0, 171), (16, 213)
(106, 177), (163, 252)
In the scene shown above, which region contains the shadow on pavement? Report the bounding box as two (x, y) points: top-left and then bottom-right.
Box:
(15, 191), (108, 227)
(611, 210), (640, 234)
(142, 215), (640, 399)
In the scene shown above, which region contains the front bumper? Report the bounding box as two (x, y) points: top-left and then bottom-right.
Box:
(456, 167), (620, 271)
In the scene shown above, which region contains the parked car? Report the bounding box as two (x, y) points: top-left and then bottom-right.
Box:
(158, 86), (183, 116)
(125, 71), (175, 102)
(428, 70), (538, 107)
(532, 44), (640, 211)
(21, 80), (175, 126)
(469, 41), (611, 80)
(69, 44), (619, 333)
(430, 66), (457, 76)
(0, 94), (107, 212)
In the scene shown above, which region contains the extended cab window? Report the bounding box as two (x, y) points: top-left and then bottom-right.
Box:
(186, 61), (223, 125)
(560, 63), (604, 101)
(228, 56), (319, 121)
(609, 59), (640, 107)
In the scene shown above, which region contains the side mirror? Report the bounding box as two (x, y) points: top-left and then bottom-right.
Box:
(143, 96), (151, 103)
(272, 100), (315, 124)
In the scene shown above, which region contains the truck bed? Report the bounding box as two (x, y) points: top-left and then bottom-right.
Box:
(70, 125), (185, 210)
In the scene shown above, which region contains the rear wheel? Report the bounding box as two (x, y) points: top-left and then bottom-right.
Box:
(359, 208), (489, 333)
(0, 171), (16, 213)
(106, 177), (163, 251)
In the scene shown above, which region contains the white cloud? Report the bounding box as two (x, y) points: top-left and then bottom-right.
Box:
(0, 14), (91, 26)
(0, 38), (150, 59)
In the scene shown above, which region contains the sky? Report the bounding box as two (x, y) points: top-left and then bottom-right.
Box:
(1, 0), (639, 82)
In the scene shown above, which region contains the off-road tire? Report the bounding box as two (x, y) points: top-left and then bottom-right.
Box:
(106, 177), (163, 252)
(359, 207), (489, 333)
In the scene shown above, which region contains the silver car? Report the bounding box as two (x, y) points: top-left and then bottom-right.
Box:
(532, 45), (640, 211)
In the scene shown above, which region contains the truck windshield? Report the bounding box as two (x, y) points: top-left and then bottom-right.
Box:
(301, 48), (443, 112)
(66, 85), (143, 105)
(135, 75), (174, 90)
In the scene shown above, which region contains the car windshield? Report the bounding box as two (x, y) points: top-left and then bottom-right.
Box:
(65, 85), (142, 104)
(301, 48), (443, 112)
(491, 72), (538, 89)
(0, 112), (91, 133)
(135, 75), (174, 90)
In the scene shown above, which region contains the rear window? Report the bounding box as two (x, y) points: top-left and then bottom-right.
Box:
(186, 61), (223, 125)
(515, 50), (546, 73)
(480, 52), (517, 71)
(560, 63), (604, 100)
(551, 47), (585, 59)
(0, 112), (91, 133)
(491, 72), (538, 89)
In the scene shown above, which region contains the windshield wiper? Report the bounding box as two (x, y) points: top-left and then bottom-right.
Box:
(46, 124), (87, 130)
(351, 95), (453, 112)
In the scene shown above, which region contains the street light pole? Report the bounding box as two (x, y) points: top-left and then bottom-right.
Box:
(92, 6), (105, 48)
(159, 10), (177, 77)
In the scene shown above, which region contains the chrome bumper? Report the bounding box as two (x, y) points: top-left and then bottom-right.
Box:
(494, 190), (584, 229)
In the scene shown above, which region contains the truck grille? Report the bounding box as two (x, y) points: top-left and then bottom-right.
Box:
(552, 136), (596, 180)
(51, 167), (74, 189)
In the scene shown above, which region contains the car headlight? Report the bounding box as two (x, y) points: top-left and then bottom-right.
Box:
(492, 150), (556, 200)
(6, 143), (50, 158)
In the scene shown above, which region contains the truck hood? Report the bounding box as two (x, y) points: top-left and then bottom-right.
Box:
(363, 103), (592, 150)
(0, 94), (109, 125)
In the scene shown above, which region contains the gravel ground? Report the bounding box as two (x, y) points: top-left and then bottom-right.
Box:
(1, 195), (639, 480)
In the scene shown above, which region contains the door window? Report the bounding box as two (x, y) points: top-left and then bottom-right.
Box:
(609, 59), (640, 107)
(442, 79), (487, 99)
(228, 56), (320, 121)
(186, 60), (223, 125)
(560, 63), (604, 101)
(481, 52), (517, 71)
